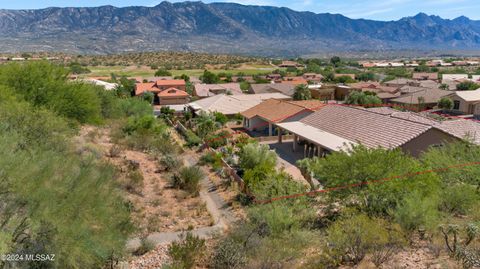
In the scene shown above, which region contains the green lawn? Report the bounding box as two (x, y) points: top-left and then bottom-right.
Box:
(85, 66), (276, 78)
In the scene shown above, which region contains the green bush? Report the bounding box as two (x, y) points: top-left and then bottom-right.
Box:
(439, 184), (478, 215)
(168, 233), (206, 269)
(184, 130), (202, 147)
(306, 146), (440, 216)
(238, 143), (277, 171)
(171, 166), (205, 196)
(205, 130), (230, 149)
(394, 192), (439, 231)
(326, 213), (405, 265)
(199, 151), (223, 170)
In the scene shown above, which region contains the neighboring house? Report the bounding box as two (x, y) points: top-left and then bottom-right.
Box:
(266, 74), (282, 82)
(281, 77), (308, 86)
(412, 72), (439, 81)
(419, 80), (441, 89)
(310, 85), (335, 100)
(303, 73), (324, 83)
(157, 88), (189, 105)
(193, 83), (243, 98)
(449, 89), (480, 116)
(384, 78), (419, 88)
(249, 83), (296, 96)
(188, 93), (290, 116)
(241, 99), (326, 136)
(442, 74), (469, 83)
(135, 79), (188, 105)
(80, 78), (118, 90)
(368, 107), (480, 145)
(389, 88), (451, 111)
(276, 105), (459, 157)
(334, 82), (379, 100)
(278, 61), (301, 68)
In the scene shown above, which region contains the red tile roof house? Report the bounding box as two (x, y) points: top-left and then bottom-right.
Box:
(135, 79), (189, 105)
(276, 105), (460, 158)
(241, 99), (327, 136)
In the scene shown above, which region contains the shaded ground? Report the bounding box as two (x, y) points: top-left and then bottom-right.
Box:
(261, 140), (308, 184)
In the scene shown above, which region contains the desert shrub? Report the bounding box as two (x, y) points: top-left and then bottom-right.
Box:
(422, 142), (480, 188)
(184, 130), (202, 147)
(211, 238), (246, 269)
(125, 170), (144, 193)
(325, 213), (405, 266)
(306, 146), (440, 216)
(213, 112), (228, 126)
(134, 238), (155, 256)
(108, 144), (122, 157)
(199, 151), (223, 170)
(393, 191), (439, 231)
(244, 167), (306, 201)
(159, 154), (181, 172)
(168, 233), (206, 269)
(238, 143), (277, 170)
(171, 166), (205, 196)
(205, 130), (230, 149)
(439, 184), (479, 215)
(116, 97), (153, 118)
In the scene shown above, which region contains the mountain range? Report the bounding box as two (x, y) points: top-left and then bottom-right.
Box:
(1, 1), (480, 56)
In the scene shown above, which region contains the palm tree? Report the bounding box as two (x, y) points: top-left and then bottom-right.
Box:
(293, 84), (312, 100)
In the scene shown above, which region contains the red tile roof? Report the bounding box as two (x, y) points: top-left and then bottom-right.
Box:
(135, 82), (157, 95)
(155, 79), (186, 86)
(158, 87), (189, 97)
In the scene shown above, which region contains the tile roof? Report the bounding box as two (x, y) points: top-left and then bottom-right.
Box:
(158, 88), (189, 97)
(300, 105), (432, 149)
(390, 88), (450, 104)
(135, 82), (157, 95)
(369, 108), (480, 144)
(189, 93), (290, 115)
(250, 83), (296, 96)
(241, 99), (326, 122)
(413, 72), (438, 80)
(155, 79), (186, 86)
(454, 89), (480, 102)
(194, 83), (243, 97)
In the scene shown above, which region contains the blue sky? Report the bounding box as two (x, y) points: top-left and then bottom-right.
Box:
(2, 0), (480, 20)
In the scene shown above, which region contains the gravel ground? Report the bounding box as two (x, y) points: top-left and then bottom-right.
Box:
(128, 244), (171, 269)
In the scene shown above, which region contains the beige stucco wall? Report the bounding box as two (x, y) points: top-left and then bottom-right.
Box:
(451, 95), (472, 114)
(401, 128), (458, 157)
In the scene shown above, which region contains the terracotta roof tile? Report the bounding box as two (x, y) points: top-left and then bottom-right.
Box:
(300, 105), (432, 149)
(241, 99), (326, 122)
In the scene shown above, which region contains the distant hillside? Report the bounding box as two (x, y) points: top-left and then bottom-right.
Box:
(1, 1), (480, 56)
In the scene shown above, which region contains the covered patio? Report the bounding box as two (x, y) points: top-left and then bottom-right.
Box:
(276, 121), (356, 158)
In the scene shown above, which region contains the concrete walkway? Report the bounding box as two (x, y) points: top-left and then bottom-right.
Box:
(126, 151), (236, 252)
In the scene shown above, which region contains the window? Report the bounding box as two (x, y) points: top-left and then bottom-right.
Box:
(453, 100), (460, 110)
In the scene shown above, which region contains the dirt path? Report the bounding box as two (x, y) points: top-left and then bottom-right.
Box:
(126, 150), (237, 251)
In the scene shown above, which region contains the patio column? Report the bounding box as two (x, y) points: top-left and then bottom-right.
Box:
(277, 128), (283, 144)
(304, 144), (307, 158)
(293, 134), (297, 152)
(268, 122), (273, 136)
(317, 146), (323, 157)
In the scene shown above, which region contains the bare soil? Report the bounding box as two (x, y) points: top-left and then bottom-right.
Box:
(76, 126), (213, 237)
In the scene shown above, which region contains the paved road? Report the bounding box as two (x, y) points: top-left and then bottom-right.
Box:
(126, 152), (236, 252)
